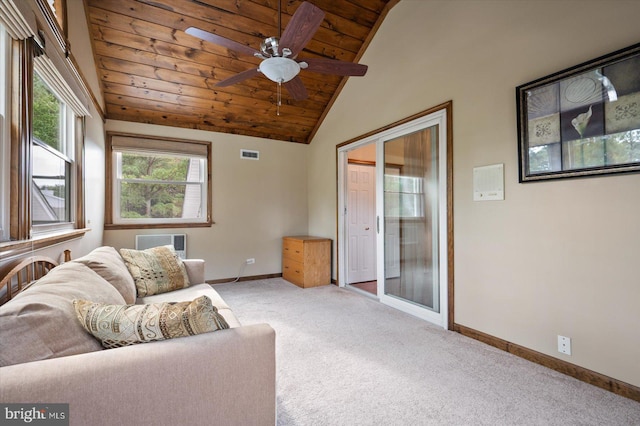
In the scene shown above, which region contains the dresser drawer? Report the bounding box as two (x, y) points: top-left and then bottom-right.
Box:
(282, 238), (304, 263)
(282, 236), (331, 288)
(282, 257), (304, 287)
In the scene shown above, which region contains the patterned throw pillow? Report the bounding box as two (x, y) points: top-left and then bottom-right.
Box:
(119, 245), (190, 297)
(73, 296), (229, 349)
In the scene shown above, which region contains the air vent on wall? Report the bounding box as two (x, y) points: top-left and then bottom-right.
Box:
(241, 149), (259, 160)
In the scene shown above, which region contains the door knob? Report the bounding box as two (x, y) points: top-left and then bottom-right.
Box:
(365, 227), (370, 230)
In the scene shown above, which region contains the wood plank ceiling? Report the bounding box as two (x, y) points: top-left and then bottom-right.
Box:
(85, 0), (398, 143)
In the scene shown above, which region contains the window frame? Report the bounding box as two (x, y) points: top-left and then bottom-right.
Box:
(384, 172), (426, 219)
(0, 24), (10, 243)
(0, 32), (86, 256)
(105, 132), (213, 230)
(30, 68), (75, 231)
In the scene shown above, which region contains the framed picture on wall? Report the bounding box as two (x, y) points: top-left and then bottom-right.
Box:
(516, 43), (640, 182)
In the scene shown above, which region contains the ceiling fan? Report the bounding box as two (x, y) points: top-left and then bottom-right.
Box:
(185, 1), (368, 107)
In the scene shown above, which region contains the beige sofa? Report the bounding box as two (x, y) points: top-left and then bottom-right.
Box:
(0, 246), (276, 426)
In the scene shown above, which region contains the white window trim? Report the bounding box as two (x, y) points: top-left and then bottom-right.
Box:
(30, 68), (76, 234)
(34, 55), (89, 117)
(111, 150), (209, 226)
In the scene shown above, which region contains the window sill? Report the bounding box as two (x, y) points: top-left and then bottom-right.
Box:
(0, 228), (90, 260)
(104, 222), (213, 230)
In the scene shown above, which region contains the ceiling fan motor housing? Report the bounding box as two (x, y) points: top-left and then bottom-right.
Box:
(261, 37), (280, 57)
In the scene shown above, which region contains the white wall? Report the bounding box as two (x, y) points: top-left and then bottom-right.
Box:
(103, 121), (309, 281)
(308, 0), (640, 387)
(66, 0), (106, 257)
(69, 0), (104, 107)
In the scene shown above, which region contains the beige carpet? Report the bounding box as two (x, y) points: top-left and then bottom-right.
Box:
(214, 278), (640, 425)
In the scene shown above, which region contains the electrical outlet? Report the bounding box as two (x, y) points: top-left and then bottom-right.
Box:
(558, 335), (571, 355)
(246, 258), (255, 264)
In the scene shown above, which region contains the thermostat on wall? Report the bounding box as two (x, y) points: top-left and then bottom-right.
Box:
(473, 164), (504, 201)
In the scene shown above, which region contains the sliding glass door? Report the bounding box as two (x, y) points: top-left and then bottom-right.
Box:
(337, 105), (450, 328)
(375, 108), (448, 327)
(381, 126), (440, 313)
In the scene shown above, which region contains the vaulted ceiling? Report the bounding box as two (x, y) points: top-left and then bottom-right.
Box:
(85, 0), (398, 143)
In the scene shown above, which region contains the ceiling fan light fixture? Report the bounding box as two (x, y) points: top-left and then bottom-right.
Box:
(259, 57), (301, 83)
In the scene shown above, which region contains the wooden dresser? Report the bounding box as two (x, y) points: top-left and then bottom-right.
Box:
(282, 236), (331, 288)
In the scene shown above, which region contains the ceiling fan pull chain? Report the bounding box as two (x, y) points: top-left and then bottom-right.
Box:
(277, 81), (282, 116)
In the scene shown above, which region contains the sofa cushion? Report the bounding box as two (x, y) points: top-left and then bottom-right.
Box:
(139, 283), (241, 328)
(119, 245), (190, 297)
(0, 262), (125, 367)
(72, 246), (137, 304)
(138, 283), (230, 310)
(73, 295), (229, 349)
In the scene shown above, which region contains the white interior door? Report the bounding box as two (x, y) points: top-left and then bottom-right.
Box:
(347, 164), (377, 283)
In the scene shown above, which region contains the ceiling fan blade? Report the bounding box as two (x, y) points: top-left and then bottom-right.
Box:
(279, 2), (325, 58)
(301, 58), (368, 76)
(216, 68), (260, 87)
(283, 76), (308, 101)
(185, 27), (260, 58)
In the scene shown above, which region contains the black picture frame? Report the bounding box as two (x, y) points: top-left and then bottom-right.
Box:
(516, 43), (640, 182)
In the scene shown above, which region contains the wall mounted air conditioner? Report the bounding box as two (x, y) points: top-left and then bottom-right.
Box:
(135, 234), (187, 259)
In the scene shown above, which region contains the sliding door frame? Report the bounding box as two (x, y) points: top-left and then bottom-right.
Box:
(336, 101), (454, 329)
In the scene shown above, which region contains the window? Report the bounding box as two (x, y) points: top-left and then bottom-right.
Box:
(115, 152), (205, 222)
(384, 173), (425, 218)
(32, 71), (73, 227)
(0, 23), (87, 251)
(106, 133), (212, 229)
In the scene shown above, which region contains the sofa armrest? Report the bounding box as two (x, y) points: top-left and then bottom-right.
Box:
(0, 324), (276, 426)
(182, 258), (205, 284)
